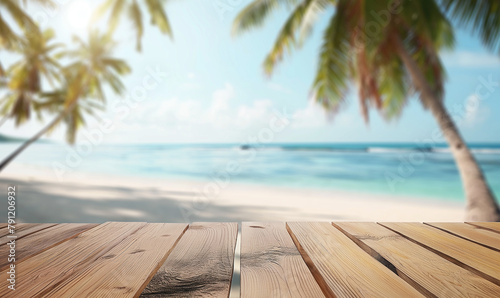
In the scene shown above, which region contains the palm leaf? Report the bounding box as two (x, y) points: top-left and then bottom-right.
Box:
(129, 0), (144, 51)
(311, 8), (350, 113)
(233, 0), (301, 35)
(144, 0), (173, 36)
(440, 0), (500, 53)
(263, 0), (328, 75)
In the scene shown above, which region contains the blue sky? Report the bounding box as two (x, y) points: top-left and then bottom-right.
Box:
(2, 0), (500, 144)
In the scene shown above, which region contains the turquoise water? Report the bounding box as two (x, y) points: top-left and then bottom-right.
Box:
(1, 142), (499, 202)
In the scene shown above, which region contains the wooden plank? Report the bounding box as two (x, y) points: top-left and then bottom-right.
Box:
(467, 222), (500, 233)
(0, 223), (98, 270)
(286, 222), (423, 297)
(428, 222), (500, 251)
(381, 222), (500, 286)
(335, 222), (500, 297)
(46, 223), (188, 297)
(0, 222), (146, 297)
(0, 223), (7, 229)
(0, 227), (8, 237)
(0, 223), (39, 238)
(241, 222), (325, 298)
(141, 222), (238, 298)
(0, 223), (57, 246)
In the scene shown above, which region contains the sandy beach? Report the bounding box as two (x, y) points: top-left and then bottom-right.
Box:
(0, 164), (465, 223)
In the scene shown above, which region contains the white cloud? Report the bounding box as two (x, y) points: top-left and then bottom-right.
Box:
(127, 83), (234, 128)
(236, 100), (274, 128)
(291, 101), (328, 128)
(130, 85), (333, 132)
(76, 83), (339, 143)
(207, 83), (233, 127)
(442, 51), (500, 68)
(463, 94), (489, 126)
(464, 94), (479, 124)
(128, 97), (202, 126)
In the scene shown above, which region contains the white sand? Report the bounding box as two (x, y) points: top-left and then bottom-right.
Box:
(0, 164), (465, 223)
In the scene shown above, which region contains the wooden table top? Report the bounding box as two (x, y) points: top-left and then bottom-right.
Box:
(1, 222), (499, 297)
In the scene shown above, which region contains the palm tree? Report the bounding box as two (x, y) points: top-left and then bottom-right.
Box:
(0, 0), (56, 103)
(0, 30), (130, 172)
(0, 28), (62, 127)
(92, 0), (173, 51)
(1, 0), (37, 48)
(33, 85), (106, 144)
(233, 0), (500, 221)
(0, 0), (56, 52)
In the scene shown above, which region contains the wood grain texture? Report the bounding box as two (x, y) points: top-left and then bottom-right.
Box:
(427, 222), (500, 250)
(240, 222), (325, 298)
(0, 222), (146, 297)
(47, 223), (188, 297)
(286, 222), (423, 297)
(335, 222), (500, 297)
(0, 223), (98, 270)
(0, 223), (40, 238)
(141, 222), (238, 298)
(381, 222), (500, 286)
(0, 223), (57, 246)
(467, 222), (500, 233)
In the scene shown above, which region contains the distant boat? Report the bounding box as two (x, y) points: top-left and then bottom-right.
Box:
(240, 144), (252, 150)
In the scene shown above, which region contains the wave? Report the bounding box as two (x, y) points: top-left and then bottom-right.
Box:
(367, 147), (432, 153)
(129, 143), (500, 154)
(236, 145), (500, 154)
(471, 149), (500, 154)
(423, 148), (500, 154)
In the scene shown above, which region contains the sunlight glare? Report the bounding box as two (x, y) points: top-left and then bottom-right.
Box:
(65, 0), (92, 32)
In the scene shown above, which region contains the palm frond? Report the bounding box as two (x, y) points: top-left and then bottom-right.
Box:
(311, 8), (351, 114)
(145, 0), (173, 36)
(129, 0), (144, 51)
(92, 0), (173, 52)
(263, 0), (329, 75)
(233, 0), (300, 35)
(107, 0), (127, 34)
(440, 0), (500, 53)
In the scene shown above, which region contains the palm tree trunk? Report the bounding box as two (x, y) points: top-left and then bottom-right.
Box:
(0, 102), (75, 172)
(394, 35), (500, 221)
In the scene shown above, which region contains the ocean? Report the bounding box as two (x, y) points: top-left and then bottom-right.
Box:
(1, 142), (499, 202)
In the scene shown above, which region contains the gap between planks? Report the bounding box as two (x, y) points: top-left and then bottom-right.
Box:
(240, 222), (325, 298)
(46, 223), (188, 297)
(334, 222), (500, 297)
(466, 222), (500, 234)
(286, 222), (423, 297)
(425, 222), (500, 251)
(3, 222), (499, 298)
(380, 222), (500, 287)
(141, 222), (238, 298)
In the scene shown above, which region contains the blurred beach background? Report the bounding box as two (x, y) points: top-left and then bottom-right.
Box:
(2, 141), (499, 222)
(1, 0), (500, 223)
